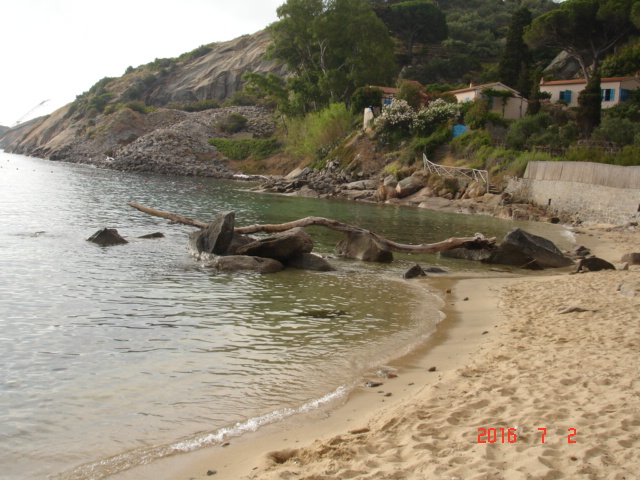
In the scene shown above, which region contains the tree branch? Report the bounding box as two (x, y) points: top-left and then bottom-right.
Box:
(127, 203), (496, 255)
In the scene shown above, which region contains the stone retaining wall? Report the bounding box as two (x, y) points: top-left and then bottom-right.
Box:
(506, 177), (640, 225)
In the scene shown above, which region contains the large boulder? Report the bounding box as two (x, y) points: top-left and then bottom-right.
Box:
(87, 228), (128, 246)
(334, 232), (393, 263)
(486, 228), (574, 268)
(236, 227), (314, 262)
(212, 255), (284, 274)
(188, 211), (235, 256)
(396, 175), (424, 198)
(286, 253), (337, 271)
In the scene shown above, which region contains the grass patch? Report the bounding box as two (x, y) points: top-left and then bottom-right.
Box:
(209, 137), (281, 161)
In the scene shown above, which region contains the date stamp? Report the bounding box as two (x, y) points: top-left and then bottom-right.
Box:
(477, 427), (577, 444)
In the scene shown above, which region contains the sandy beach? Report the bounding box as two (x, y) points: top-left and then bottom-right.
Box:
(117, 224), (639, 480)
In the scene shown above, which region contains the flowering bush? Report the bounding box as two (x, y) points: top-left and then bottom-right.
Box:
(412, 99), (460, 136)
(374, 99), (417, 139)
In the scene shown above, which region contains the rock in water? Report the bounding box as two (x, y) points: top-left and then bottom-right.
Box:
(286, 253), (336, 271)
(487, 228), (574, 268)
(138, 232), (164, 239)
(236, 227), (314, 262)
(334, 232), (393, 263)
(212, 255), (284, 274)
(87, 228), (128, 246)
(188, 211), (235, 255)
(403, 264), (427, 279)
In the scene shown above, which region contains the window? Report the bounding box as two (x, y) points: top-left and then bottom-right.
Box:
(601, 89), (615, 102)
(620, 89), (630, 102)
(559, 90), (572, 102)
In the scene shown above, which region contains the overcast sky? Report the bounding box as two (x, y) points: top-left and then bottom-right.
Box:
(0, 0), (283, 127)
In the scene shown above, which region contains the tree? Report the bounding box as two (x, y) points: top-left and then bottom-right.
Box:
(577, 73), (602, 137)
(267, 0), (397, 110)
(498, 8), (533, 90)
(396, 80), (427, 110)
(524, 0), (640, 81)
(381, 1), (448, 59)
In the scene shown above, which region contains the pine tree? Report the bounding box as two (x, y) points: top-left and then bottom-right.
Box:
(577, 73), (602, 137)
(498, 7), (532, 90)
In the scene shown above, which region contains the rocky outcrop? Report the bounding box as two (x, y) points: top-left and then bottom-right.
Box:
(144, 31), (287, 107)
(1, 30), (284, 177)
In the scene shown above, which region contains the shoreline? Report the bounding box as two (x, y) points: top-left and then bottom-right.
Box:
(111, 273), (525, 480)
(111, 224), (639, 480)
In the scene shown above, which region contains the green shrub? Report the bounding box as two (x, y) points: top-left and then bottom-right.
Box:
(502, 150), (557, 178)
(208, 137), (281, 160)
(593, 116), (640, 147)
(217, 113), (248, 134)
(412, 127), (453, 157)
(505, 112), (575, 151)
(286, 103), (356, 160)
(223, 91), (260, 107)
(451, 129), (492, 158)
(182, 100), (220, 112)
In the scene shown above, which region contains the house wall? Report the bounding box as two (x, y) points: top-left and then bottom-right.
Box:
(454, 92), (527, 119)
(495, 96), (528, 119)
(541, 78), (640, 109)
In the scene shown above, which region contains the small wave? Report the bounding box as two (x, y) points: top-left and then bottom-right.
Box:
(54, 385), (349, 480)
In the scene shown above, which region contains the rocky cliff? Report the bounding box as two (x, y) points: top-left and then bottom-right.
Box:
(0, 30), (286, 177)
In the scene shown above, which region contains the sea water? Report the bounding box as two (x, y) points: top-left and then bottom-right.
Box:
(0, 152), (571, 479)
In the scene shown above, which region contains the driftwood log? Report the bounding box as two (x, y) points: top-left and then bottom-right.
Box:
(127, 202), (496, 254)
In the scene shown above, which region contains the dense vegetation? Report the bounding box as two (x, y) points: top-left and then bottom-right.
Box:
(63, 0), (640, 180)
(239, 0), (640, 180)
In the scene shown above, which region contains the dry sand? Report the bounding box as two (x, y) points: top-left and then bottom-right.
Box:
(118, 225), (639, 480)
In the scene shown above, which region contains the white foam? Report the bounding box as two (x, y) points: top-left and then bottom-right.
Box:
(170, 385), (349, 453)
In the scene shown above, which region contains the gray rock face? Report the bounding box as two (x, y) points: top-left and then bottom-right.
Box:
(286, 253), (337, 271)
(87, 228), (128, 246)
(487, 228), (574, 268)
(236, 227), (314, 262)
(188, 211), (235, 255)
(212, 255), (284, 274)
(148, 31), (287, 106)
(334, 232), (393, 263)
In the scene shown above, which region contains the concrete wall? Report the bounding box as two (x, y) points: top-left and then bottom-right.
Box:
(506, 177), (640, 225)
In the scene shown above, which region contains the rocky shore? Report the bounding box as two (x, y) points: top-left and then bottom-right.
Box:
(256, 161), (556, 224)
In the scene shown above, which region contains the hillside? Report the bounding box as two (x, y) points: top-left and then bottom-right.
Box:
(0, 30), (285, 172)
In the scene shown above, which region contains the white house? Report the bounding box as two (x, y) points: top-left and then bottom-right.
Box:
(539, 75), (640, 108)
(447, 82), (528, 119)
